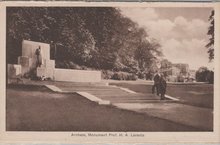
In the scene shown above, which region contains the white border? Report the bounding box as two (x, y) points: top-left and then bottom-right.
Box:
(0, 2), (219, 144)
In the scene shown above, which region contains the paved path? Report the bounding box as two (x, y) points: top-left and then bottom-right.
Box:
(57, 84), (162, 103)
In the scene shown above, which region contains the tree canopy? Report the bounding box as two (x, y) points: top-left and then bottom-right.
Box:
(7, 7), (162, 74)
(206, 10), (214, 61)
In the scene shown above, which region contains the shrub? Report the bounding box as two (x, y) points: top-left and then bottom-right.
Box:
(127, 73), (138, 80)
(68, 61), (82, 70)
(177, 75), (184, 82)
(207, 71), (214, 84)
(195, 67), (214, 83)
(56, 61), (83, 70)
(56, 61), (65, 68)
(137, 71), (145, 79)
(102, 70), (114, 79)
(112, 71), (137, 80)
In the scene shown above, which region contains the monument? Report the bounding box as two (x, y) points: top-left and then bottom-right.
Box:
(8, 40), (101, 82)
(18, 40), (55, 79)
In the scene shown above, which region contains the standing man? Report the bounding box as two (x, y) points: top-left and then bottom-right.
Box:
(152, 70), (161, 96)
(35, 46), (42, 67)
(159, 74), (167, 100)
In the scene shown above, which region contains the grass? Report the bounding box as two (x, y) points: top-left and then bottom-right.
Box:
(166, 84), (213, 108)
(6, 84), (200, 131)
(110, 83), (213, 109)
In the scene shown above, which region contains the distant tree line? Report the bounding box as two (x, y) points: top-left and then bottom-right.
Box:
(7, 7), (162, 80)
(196, 67), (214, 84)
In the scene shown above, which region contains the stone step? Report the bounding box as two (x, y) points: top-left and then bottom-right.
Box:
(110, 99), (169, 103)
(61, 87), (126, 91)
(84, 89), (130, 93)
(97, 95), (158, 99)
(54, 81), (107, 87)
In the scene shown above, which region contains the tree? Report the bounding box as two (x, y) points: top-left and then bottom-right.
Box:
(134, 38), (162, 72)
(7, 7), (163, 73)
(160, 59), (172, 77)
(206, 10), (214, 61)
(195, 66), (213, 83)
(7, 7), (55, 64)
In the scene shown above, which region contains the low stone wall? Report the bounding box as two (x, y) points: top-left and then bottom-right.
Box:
(8, 64), (21, 78)
(54, 69), (101, 82)
(37, 67), (54, 79)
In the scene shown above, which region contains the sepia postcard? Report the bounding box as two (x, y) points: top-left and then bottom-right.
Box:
(0, 1), (220, 144)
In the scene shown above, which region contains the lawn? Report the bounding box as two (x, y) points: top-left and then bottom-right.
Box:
(6, 84), (200, 131)
(110, 82), (213, 109)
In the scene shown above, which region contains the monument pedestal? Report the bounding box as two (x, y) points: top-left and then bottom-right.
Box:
(37, 67), (54, 80)
(8, 40), (101, 82)
(18, 56), (33, 75)
(8, 64), (22, 78)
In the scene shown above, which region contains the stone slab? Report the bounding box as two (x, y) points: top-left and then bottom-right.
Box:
(22, 40), (50, 60)
(165, 94), (179, 101)
(76, 92), (110, 105)
(8, 64), (21, 78)
(36, 67), (46, 77)
(46, 68), (55, 79)
(18, 56), (35, 75)
(45, 59), (55, 68)
(21, 66), (31, 75)
(18, 56), (31, 67)
(45, 85), (63, 92)
(22, 40), (51, 69)
(54, 69), (101, 82)
(118, 87), (137, 94)
(37, 67), (54, 79)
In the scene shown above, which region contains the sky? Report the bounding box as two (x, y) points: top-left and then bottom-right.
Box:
(119, 7), (214, 70)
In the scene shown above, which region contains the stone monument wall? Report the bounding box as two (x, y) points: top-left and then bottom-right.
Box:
(8, 40), (101, 82)
(8, 64), (22, 78)
(22, 40), (50, 60)
(54, 69), (101, 82)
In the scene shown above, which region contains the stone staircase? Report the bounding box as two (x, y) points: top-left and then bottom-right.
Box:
(57, 84), (161, 103)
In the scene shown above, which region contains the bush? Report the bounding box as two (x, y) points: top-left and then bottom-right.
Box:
(69, 61), (82, 70)
(56, 61), (65, 68)
(137, 71), (145, 79)
(196, 69), (213, 83)
(177, 75), (184, 82)
(145, 72), (154, 80)
(101, 70), (114, 79)
(56, 61), (83, 70)
(207, 71), (214, 84)
(112, 71), (137, 80)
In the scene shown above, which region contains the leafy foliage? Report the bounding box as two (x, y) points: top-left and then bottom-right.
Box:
(196, 66), (214, 83)
(160, 59), (172, 77)
(206, 10), (214, 61)
(7, 7), (162, 75)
